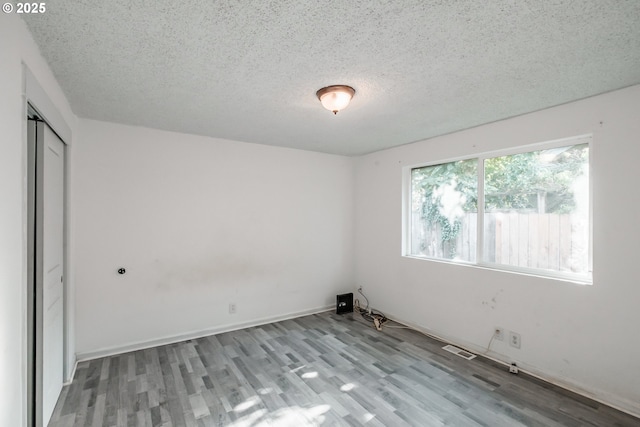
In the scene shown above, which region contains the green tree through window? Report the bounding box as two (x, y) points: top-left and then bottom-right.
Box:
(411, 159), (477, 260)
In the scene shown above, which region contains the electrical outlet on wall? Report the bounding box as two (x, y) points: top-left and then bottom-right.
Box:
(509, 331), (521, 349)
(229, 303), (237, 314)
(494, 327), (504, 341)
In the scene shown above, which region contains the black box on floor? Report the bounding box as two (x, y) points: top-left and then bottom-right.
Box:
(336, 293), (353, 314)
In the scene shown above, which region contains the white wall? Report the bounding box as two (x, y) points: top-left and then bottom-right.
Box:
(0, 14), (77, 427)
(73, 119), (354, 357)
(354, 84), (640, 416)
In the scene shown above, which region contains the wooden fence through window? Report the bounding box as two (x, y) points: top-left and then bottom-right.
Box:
(411, 212), (588, 273)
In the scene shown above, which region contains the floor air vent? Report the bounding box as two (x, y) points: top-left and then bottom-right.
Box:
(442, 344), (477, 360)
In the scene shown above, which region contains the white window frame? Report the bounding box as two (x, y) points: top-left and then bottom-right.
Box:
(403, 134), (593, 284)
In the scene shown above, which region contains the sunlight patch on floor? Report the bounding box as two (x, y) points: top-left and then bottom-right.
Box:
(228, 404), (331, 427)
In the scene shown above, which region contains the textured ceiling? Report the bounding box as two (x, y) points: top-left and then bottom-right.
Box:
(23, 1), (640, 156)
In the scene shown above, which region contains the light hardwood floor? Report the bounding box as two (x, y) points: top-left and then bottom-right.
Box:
(49, 312), (639, 426)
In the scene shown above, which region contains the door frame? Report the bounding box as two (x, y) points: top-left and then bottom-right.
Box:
(23, 65), (74, 426)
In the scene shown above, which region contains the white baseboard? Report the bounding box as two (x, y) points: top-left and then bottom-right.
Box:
(76, 305), (333, 363)
(383, 312), (640, 420)
(63, 359), (78, 385)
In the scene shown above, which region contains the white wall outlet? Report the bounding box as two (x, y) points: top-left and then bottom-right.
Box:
(494, 327), (504, 341)
(229, 303), (237, 314)
(509, 331), (521, 349)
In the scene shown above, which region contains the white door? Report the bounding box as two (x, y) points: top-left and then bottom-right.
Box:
(40, 123), (65, 425)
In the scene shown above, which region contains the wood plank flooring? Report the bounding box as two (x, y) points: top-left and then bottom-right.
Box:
(49, 312), (640, 426)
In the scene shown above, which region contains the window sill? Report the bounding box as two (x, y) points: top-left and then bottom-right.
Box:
(402, 255), (593, 285)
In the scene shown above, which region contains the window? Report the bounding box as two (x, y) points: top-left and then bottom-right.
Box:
(407, 136), (591, 281)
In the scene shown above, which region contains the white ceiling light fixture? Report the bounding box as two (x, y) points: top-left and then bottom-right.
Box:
(316, 85), (355, 115)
